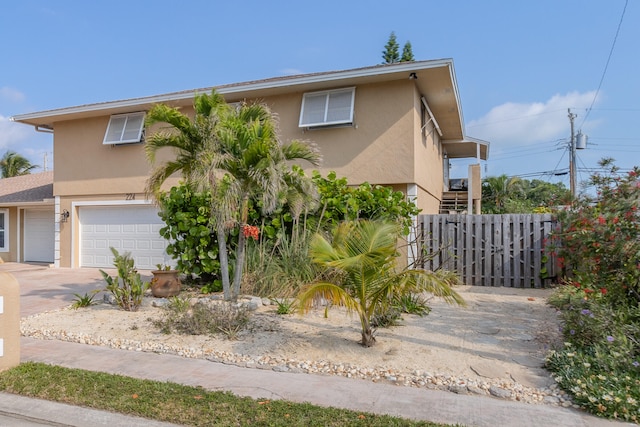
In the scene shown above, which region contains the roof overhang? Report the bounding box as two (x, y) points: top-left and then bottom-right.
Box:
(10, 59), (470, 141)
(443, 136), (489, 160)
(0, 199), (54, 208)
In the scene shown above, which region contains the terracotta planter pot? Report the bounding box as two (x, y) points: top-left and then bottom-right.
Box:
(150, 270), (181, 297)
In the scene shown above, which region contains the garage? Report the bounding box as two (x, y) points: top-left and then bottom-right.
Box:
(24, 209), (55, 263)
(79, 205), (168, 269)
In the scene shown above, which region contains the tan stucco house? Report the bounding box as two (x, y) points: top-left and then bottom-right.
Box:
(10, 59), (488, 269)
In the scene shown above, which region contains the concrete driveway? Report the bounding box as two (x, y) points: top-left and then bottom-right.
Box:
(0, 262), (153, 317)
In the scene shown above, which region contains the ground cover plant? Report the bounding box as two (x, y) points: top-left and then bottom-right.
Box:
(0, 362), (457, 427)
(546, 159), (640, 422)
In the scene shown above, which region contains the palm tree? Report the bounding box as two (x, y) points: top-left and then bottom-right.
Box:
(145, 90), (320, 301)
(0, 151), (38, 178)
(297, 220), (465, 347)
(481, 174), (524, 213)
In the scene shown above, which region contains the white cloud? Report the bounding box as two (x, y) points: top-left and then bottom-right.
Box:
(467, 91), (599, 148)
(0, 115), (32, 150)
(0, 87), (26, 103)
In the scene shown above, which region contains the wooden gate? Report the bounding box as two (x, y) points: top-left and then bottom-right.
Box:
(418, 214), (558, 288)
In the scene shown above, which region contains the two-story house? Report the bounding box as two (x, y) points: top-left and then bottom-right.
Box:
(9, 59), (488, 268)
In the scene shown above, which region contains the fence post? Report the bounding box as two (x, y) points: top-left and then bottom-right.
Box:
(0, 272), (20, 371)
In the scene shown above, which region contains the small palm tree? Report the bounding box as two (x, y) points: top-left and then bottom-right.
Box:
(297, 220), (465, 347)
(146, 90), (320, 301)
(0, 150), (38, 178)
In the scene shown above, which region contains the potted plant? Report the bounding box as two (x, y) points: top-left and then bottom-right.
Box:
(150, 264), (181, 298)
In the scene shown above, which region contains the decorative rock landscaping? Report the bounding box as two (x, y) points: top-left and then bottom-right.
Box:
(21, 290), (575, 409)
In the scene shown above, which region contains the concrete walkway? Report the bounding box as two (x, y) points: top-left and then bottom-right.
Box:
(1, 263), (635, 426)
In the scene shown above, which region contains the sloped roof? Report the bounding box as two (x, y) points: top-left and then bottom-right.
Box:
(0, 171), (54, 205)
(11, 60), (488, 160)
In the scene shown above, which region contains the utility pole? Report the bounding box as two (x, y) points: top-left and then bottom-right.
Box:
(568, 109), (577, 198)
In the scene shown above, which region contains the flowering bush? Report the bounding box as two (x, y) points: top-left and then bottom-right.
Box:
(551, 158), (640, 307)
(546, 159), (640, 421)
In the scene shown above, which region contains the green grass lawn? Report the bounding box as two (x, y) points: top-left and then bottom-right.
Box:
(0, 362), (459, 426)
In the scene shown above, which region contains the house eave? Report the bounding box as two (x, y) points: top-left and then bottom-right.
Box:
(10, 59), (466, 139)
(443, 136), (490, 160)
(0, 200), (54, 208)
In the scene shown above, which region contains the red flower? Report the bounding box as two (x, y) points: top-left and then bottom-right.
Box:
(583, 288), (594, 294)
(598, 216), (606, 225)
(242, 225), (260, 240)
(600, 288), (607, 295)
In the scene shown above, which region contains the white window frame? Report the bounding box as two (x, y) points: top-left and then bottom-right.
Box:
(103, 112), (146, 145)
(0, 209), (8, 252)
(299, 87), (355, 128)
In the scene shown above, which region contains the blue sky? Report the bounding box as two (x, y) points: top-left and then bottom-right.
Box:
(1, 0), (638, 189)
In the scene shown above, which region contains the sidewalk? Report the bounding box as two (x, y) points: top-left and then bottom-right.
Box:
(15, 337), (633, 427)
(2, 263), (636, 426)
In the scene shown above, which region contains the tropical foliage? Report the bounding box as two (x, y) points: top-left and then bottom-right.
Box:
(157, 172), (420, 295)
(0, 150), (38, 178)
(297, 220), (465, 347)
(157, 184), (220, 286)
(545, 158), (640, 421)
(145, 90), (320, 301)
(99, 248), (148, 312)
(482, 175), (570, 213)
(550, 158), (640, 307)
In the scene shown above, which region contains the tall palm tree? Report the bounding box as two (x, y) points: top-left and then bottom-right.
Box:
(145, 90), (320, 301)
(0, 150), (38, 178)
(297, 220), (465, 347)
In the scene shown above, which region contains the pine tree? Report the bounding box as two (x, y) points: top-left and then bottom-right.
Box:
(382, 31), (400, 64)
(401, 41), (415, 62)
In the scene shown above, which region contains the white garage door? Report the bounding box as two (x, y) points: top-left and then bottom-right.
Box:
(80, 205), (168, 269)
(24, 209), (55, 263)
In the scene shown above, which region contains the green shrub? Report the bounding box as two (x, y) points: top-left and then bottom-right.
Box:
(157, 185), (220, 284)
(270, 298), (296, 315)
(154, 301), (251, 340)
(100, 248), (148, 312)
(157, 173), (420, 293)
(394, 293), (432, 316)
(550, 159), (640, 307)
(543, 160), (640, 421)
(371, 307), (403, 328)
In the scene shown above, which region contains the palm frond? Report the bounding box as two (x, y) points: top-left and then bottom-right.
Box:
(297, 282), (361, 315)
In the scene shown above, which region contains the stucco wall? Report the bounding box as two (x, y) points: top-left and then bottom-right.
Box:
(0, 207), (18, 263)
(53, 80), (421, 197)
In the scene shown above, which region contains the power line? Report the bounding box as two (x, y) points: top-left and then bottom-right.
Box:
(580, 0), (629, 128)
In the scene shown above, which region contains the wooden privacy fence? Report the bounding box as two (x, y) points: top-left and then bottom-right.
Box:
(418, 214), (558, 288)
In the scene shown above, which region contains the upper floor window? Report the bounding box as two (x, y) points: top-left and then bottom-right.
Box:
(299, 87), (355, 128)
(0, 209), (7, 252)
(103, 112), (145, 145)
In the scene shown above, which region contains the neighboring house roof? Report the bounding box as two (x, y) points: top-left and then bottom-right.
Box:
(0, 171), (54, 206)
(10, 59), (488, 160)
